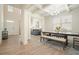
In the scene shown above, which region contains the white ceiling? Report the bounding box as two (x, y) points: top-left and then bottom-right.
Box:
(43, 4), (69, 15)
(9, 4), (79, 16)
(24, 4), (79, 16)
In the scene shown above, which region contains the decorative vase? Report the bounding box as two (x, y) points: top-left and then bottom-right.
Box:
(55, 26), (61, 33)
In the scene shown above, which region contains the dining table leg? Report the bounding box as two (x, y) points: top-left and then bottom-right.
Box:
(65, 35), (68, 46)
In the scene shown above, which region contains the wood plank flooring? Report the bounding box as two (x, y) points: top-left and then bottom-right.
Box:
(0, 35), (64, 55)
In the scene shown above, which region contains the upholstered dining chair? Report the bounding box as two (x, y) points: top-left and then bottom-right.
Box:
(73, 37), (79, 48)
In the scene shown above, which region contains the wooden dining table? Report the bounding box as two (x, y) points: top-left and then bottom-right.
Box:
(42, 31), (79, 46)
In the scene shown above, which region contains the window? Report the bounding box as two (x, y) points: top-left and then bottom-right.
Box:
(8, 5), (22, 15)
(8, 5), (14, 12)
(15, 7), (22, 15)
(52, 15), (72, 32)
(52, 17), (61, 31)
(61, 15), (72, 32)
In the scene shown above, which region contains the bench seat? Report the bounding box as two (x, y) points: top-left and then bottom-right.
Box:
(41, 35), (66, 42)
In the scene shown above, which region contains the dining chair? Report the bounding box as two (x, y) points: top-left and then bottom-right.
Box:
(73, 37), (79, 48)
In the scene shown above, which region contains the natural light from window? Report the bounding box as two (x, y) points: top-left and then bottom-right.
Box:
(8, 5), (14, 12)
(52, 15), (72, 32)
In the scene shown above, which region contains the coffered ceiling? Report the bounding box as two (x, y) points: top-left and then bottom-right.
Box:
(8, 4), (79, 16)
(24, 4), (79, 16)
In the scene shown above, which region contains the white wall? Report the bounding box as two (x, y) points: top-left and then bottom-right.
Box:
(23, 10), (29, 44)
(6, 19), (19, 35)
(20, 9), (45, 45)
(44, 16), (53, 31)
(0, 5), (1, 41)
(31, 13), (45, 30)
(0, 5), (4, 44)
(40, 16), (45, 31)
(20, 10), (30, 45)
(4, 5), (22, 35)
(44, 8), (79, 33)
(71, 8), (79, 33)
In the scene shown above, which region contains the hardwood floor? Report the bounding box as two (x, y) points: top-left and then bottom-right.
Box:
(0, 35), (64, 55)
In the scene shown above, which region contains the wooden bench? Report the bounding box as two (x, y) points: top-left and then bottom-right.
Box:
(40, 34), (67, 49)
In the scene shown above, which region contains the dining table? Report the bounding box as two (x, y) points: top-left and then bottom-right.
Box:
(41, 31), (79, 46)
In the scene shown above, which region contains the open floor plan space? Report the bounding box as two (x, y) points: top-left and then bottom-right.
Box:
(0, 4), (79, 55)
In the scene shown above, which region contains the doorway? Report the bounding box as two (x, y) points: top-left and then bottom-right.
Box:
(1, 4), (22, 47)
